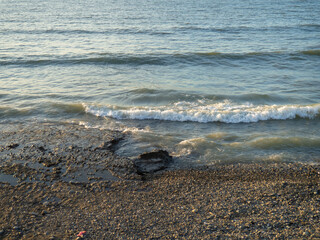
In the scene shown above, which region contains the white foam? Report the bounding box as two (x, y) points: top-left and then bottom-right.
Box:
(83, 101), (320, 124)
(122, 126), (151, 133)
(77, 118), (151, 133)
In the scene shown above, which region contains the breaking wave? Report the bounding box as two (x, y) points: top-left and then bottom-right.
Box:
(83, 101), (320, 123)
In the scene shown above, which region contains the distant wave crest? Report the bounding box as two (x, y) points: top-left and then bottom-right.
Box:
(83, 101), (320, 123)
(1, 50), (319, 66)
(301, 49), (320, 56)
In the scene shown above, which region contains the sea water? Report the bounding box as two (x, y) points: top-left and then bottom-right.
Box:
(1, 0), (320, 166)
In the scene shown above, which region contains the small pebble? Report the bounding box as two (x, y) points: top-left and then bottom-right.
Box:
(41, 210), (48, 216)
(303, 231), (310, 236)
(13, 226), (20, 231)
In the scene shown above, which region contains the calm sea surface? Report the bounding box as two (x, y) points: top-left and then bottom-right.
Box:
(1, 0), (320, 166)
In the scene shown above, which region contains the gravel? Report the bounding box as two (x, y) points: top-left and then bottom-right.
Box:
(0, 122), (319, 239)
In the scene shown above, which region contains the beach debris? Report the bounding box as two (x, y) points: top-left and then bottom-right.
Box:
(76, 231), (87, 239)
(134, 150), (172, 174)
(192, 208), (199, 213)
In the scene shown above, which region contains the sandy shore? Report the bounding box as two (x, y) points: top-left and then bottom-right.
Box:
(0, 123), (319, 239)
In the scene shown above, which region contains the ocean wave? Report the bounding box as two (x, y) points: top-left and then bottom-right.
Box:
(0, 103), (88, 119)
(117, 89), (292, 105)
(83, 101), (320, 123)
(1, 28), (173, 36)
(299, 24), (320, 29)
(0, 106), (33, 118)
(3, 23), (318, 36)
(173, 24), (320, 33)
(1, 50), (318, 66)
(49, 103), (86, 114)
(249, 137), (320, 149)
(301, 49), (320, 56)
(0, 55), (169, 66)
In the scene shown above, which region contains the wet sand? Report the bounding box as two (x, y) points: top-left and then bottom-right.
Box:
(0, 123), (319, 239)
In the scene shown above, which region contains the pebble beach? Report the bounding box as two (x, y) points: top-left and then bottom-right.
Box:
(0, 123), (319, 239)
(2, 0), (320, 238)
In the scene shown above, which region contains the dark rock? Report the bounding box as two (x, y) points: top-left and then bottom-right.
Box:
(41, 210), (48, 216)
(8, 143), (19, 149)
(38, 146), (46, 152)
(97, 137), (123, 152)
(110, 137), (122, 146)
(134, 150), (172, 174)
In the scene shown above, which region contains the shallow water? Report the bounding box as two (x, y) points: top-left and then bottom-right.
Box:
(0, 172), (18, 186)
(1, 0), (320, 166)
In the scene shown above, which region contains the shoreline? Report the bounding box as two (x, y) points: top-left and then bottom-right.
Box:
(0, 123), (319, 239)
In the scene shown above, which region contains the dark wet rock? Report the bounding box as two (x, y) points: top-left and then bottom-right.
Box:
(96, 137), (123, 152)
(38, 146), (46, 152)
(41, 210), (48, 216)
(7, 143), (19, 149)
(134, 150), (172, 175)
(0, 123), (134, 181)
